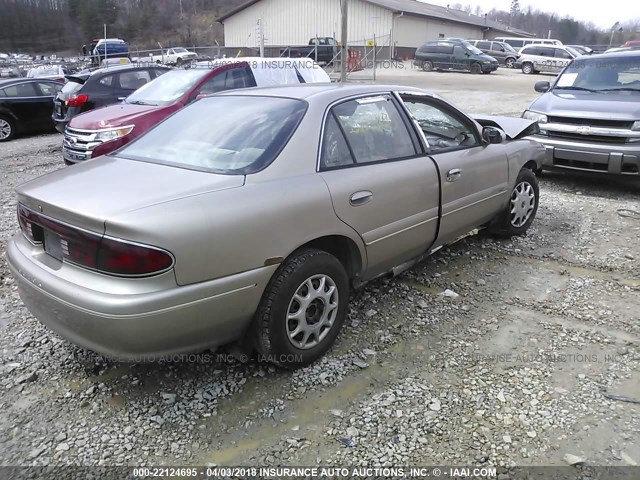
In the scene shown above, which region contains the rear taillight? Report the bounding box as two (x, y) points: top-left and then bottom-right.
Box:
(18, 204), (173, 276)
(66, 94), (88, 108)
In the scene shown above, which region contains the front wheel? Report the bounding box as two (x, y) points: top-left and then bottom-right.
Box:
(422, 60), (434, 72)
(176, 57), (183, 66)
(470, 62), (482, 74)
(253, 248), (349, 368)
(488, 169), (539, 237)
(505, 57), (516, 68)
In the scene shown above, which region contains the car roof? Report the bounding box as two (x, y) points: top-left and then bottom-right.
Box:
(216, 83), (428, 103)
(88, 64), (169, 76)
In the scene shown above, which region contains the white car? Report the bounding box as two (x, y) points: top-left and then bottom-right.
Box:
(516, 45), (581, 74)
(149, 47), (197, 65)
(26, 65), (66, 83)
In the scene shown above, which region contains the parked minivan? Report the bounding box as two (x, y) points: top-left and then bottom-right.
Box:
(414, 40), (499, 74)
(494, 37), (563, 49)
(468, 40), (520, 68)
(516, 44), (581, 74)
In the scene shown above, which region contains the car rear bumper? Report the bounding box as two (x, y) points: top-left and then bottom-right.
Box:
(6, 234), (277, 361)
(526, 134), (640, 175)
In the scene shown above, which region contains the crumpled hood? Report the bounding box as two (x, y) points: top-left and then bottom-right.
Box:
(529, 90), (640, 121)
(69, 103), (172, 130)
(473, 115), (538, 139)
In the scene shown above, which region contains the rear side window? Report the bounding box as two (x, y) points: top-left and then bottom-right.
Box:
(505, 39), (524, 48)
(477, 41), (491, 49)
(36, 82), (61, 96)
(322, 95), (416, 168)
(539, 47), (555, 56)
(119, 70), (152, 90)
(98, 75), (115, 87)
(2, 82), (37, 97)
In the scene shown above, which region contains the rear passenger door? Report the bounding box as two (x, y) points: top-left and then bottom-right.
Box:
(399, 93), (508, 243)
(318, 94), (440, 280)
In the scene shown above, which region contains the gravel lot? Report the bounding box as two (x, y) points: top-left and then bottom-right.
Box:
(1, 67), (639, 473)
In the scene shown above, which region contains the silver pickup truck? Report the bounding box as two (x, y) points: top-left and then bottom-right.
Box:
(7, 84), (544, 367)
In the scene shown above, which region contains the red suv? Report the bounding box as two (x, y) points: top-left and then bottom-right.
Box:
(62, 62), (257, 164)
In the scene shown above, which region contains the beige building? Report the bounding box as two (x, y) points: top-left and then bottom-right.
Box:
(218, 0), (533, 56)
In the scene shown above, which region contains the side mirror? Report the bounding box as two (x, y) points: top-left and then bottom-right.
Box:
(482, 126), (504, 144)
(534, 81), (550, 93)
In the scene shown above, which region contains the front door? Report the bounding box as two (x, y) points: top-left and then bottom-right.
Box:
(318, 94), (440, 280)
(398, 93), (509, 243)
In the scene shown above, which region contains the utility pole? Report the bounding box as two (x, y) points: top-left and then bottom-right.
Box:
(340, 0), (349, 83)
(258, 19), (265, 57)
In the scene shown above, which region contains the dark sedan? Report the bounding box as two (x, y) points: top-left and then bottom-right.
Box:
(0, 78), (63, 141)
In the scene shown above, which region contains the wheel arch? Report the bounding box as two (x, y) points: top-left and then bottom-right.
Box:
(293, 235), (365, 283)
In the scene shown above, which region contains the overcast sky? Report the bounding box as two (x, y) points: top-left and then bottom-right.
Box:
(422, 0), (631, 30)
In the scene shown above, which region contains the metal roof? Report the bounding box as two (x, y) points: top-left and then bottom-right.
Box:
(218, 0), (534, 37)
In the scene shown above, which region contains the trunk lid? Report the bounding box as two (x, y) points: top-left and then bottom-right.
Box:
(16, 156), (244, 233)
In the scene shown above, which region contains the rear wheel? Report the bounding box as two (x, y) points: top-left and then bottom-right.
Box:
(422, 60), (434, 72)
(254, 248), (349, 368)
(0, 116), (15, 142)
(489, 169), (539, 237)
(505, 57), (516, 68)
(522, 62), (534, 74)
(470, 62), (482, 74)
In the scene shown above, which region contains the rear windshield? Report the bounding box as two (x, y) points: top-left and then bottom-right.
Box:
(61, 80), (83, 95)
(27, 67), (60, 77)
(117, 96), (308, 174)
(125, 69), (209, 106)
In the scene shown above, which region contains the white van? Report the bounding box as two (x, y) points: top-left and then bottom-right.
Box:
(494, 37), (563, 49)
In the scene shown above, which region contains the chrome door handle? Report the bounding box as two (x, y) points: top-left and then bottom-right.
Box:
(446, 168), (462, 182)
(350, 191), (372, 206)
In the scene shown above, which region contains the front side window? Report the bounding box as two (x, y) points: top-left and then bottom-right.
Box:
(402, 96), (478, 153)
(117, 96), (307, 174)
(323, 95), (416, 167)
(555, 49), (573, 59)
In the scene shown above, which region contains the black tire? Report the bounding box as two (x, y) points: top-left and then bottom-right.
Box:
(488, 168), (539, 237)
(0, 115), (15, 142)
(155, 60), (161, 64)
(422, 60), (434, 72)
(470, 62), (482, 74)
(505, 57), (516, 68)
(522, 62), (534, 74)
(253, 248), (349, 368)
(176, 57), (183, 66)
